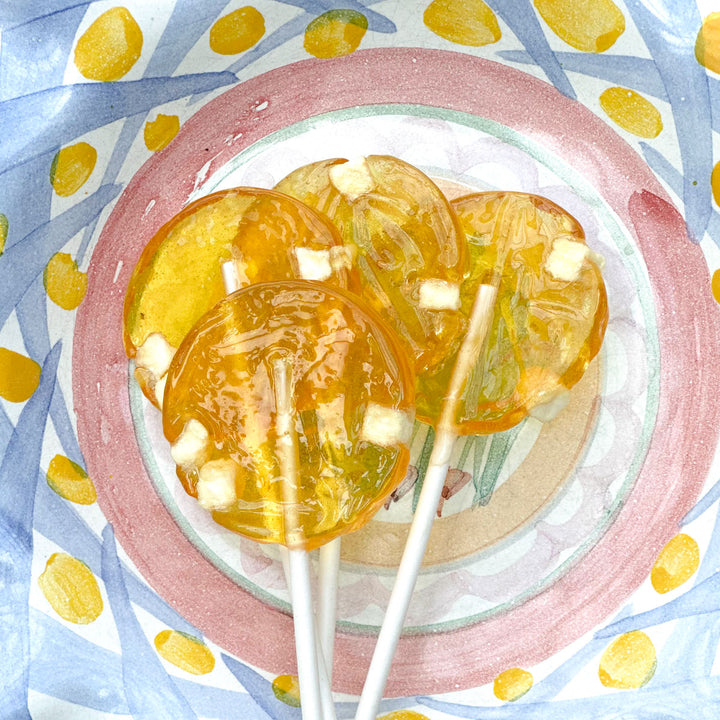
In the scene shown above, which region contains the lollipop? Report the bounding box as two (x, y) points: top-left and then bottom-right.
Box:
(123, 187), (354, 408)
(275, 155), (468, 375)
(162, 280), (415, 718)
(355, 192), (608, 719)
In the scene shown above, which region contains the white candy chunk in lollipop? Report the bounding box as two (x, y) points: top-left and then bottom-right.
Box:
(545, 239), (593, 282)
(418, 279), (461, 311)
(170, 418), (210, 468)
(135, 332), (176, 380)
(329, 157), (375, 200)
(360, 403), (413, 448)
(196, 458), (239, 511)
(294, 247), (333, 281)
(154, 375), (167, 408)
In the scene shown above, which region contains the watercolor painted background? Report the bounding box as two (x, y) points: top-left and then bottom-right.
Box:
(4, 0), (720, 718)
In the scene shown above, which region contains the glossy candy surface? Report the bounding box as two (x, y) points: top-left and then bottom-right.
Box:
(416, 191), (608, 433)
(162, 281), (414, 550)
(124, 188), (353, 406)
(275, 155), (467, 375)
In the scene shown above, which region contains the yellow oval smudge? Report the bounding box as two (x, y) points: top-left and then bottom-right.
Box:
(43, 252), (88, 310)
(74, 6), (143, 81)
(696, 13), (720, 74)
(712, 269), (720, 305)
(379, 712), (432, 720)
(599, 631), (656, 689)
(272, 674), (301, 707)
(144, 114), (180, 152)
(50, 142), (97, 197)
(38, 553), (103, 624)
(304, 9), (368, 58)
(599, 87), (663, 138)
(209, 6), (265, 55)
(534, 0), (625, 52)
(424, 0), (501, 46)
(154, 630), (215, 674)
(0, 213), (7, 255)
(0, 347), (41, 403)
(47, 455), (97, 505)
(493, 667), (534, 701)
(651, 533), (700, 594)
(712, 161), (720, 208)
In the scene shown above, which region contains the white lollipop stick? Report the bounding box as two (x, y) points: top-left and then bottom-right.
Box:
(273, 358), (324, 720)
(355, 282), (498, 720)
(318, 537), (341, 682)
(222, 262), (330, 718)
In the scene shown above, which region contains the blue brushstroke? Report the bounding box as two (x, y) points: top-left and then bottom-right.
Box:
(34, 479), (198, 636)
(16, 276), (84, 464)
(0, 153), (54, 252)
(0, 5), (86, 100)
(499, 50), (667, 101)
(684, 479), (720, 524)
(272, 0), (397, 33)
(221, 653), (296, 720)
(624, 0), (711, 243)
(0, 72), (237, 173)
(30, 608), (264, 717)
(0, 343), (61, 718)
(101, 524), (197, 720)
(0, 184), (120, 331)
(485, 0), (575, 99)
(595, 571), (720, 639)
(0, 1), (91, 31)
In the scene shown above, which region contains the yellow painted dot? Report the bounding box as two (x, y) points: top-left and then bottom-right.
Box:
(493, 667), (534, 701)
(712, 269), (720, 305)
(43, 252), (88, 310)
(154, 630), (215, 675)
(144, 114), (180, 152)
(50, 142), (97, 197)
(304, 10), (368, 59)
(209, 7), (265, 55)
(651, 533), (700, 594)
(272, 674), (301, 707)
(38, 553), (103, 624)
(74, 7), (143, 81)
(0, 213), (7, 255)
(0, 347), (41, 403)
(424, 0), (501, 46)
(599, 86), (663, 138)
(696, 13), (720, 74)
(47, 455), (97, 505)
(378, 713), (431, 720)
(534, 0), (625, 52)
(599, 631), (656, 689)
(711, 161), (720, 208)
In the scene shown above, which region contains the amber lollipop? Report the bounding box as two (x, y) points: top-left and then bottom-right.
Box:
(162, 281), (415, 719)
(355, 192), (608, 719)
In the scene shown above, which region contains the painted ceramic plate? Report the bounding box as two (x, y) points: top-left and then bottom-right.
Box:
(3, 1), (720, 718)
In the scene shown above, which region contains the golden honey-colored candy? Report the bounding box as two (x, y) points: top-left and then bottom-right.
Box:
(163, 281), (414, 551)
(275, 155), (468, 375)
(124, 188), (354, 407)
(416, 191), (607, 433)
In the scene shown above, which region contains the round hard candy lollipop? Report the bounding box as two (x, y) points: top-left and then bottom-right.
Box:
(162, 281), (415, 551)
(416, 191), (609, 433)
(275, 155), (468, 375)
(124, 188), (355, 408)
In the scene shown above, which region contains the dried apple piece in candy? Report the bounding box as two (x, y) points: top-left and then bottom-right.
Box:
(123, 188), (354, 407)
(416, 191), (608, 434)
(275, 155), (468, 375)
(162, 281), (415, 551)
